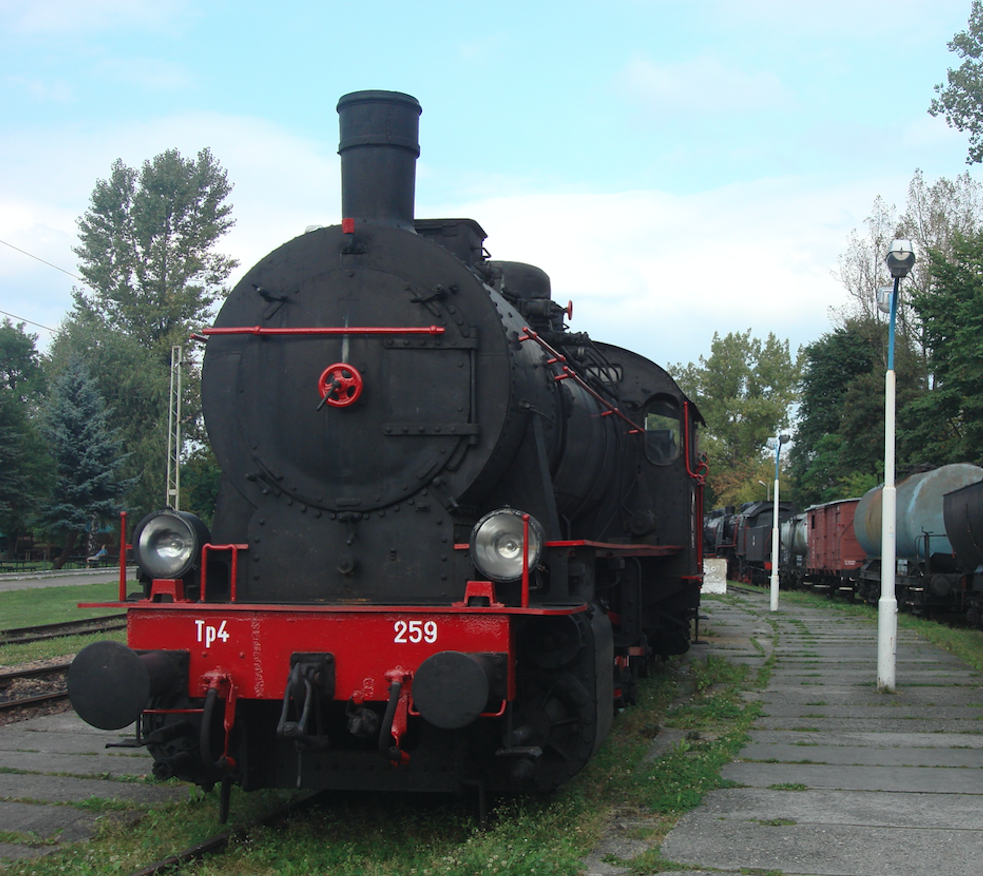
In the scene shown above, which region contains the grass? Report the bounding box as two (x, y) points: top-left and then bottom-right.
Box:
(0, 643), (769, 876)
(0, 580), (127, 629)
(0, 580), (130, 666)
(16, 578), (982, 874)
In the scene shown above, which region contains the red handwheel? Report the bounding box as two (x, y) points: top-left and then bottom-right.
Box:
(317, 363), (363, 408)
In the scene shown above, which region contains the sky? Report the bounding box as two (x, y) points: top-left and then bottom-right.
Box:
(0, 0), (979, 371)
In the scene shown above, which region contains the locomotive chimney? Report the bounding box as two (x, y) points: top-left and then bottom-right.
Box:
(337, 90), (422, 230)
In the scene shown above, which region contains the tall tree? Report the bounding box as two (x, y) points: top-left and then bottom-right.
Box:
(930, 0), (983, 164)
(0, 320), (53, 557)
(674, 330), (800, 507)
(72, 147), (238, 356)
(37, 357), (131, 568)
(904, 231), (983, 466)
(0, 317), (43, 397)
(63, 147), (237, 521)
(833, 195), (899, 324)
(789, 320), (879, 503)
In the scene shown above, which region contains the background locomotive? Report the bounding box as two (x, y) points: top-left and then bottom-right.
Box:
(704, 500), (796, 584)
(68, 90), (706, 818)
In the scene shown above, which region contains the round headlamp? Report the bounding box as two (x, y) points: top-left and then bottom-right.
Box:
(469, 508), (545, 583)
(133, 510), (210, 580)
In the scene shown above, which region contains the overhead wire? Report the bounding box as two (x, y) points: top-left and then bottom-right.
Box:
(0, 309), (59, 333)
(0, 237), (84, 282)
(0, 236), (86, 334)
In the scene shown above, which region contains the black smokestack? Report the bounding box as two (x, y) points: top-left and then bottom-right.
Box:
(337, 90), (422, 230)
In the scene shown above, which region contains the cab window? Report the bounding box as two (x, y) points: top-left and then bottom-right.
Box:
(643, 395), (681, 465)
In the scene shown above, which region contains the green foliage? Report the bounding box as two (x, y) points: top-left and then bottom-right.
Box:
(930, 1), (983, 164)
(0, 317), (43, 398)
(52, 147), (237, 523)
(789, 318), (925, 506)
(181, 445), (223, 526)
(804, 169), (983, 505)
(73, 147), (237, 355)
(36, 357), (131, 559)
(675, 329), (800, 507)
(905, 230), (983, 465)
(0, 320), (54, 553)
(48, 324), (170, 521)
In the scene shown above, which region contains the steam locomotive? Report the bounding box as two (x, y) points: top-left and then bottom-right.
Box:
(68, 91), (706, 819)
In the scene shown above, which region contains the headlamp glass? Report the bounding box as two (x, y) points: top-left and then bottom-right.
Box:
(134, 511), (208, 580)
(470, 508), (545, 583)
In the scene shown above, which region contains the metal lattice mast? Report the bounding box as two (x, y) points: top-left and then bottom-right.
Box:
(166, 345), (182, 510)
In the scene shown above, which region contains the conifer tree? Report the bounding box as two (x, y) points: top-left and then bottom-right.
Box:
(38, 357), (131, 568)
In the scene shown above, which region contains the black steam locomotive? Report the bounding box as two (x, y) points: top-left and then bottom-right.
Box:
(68, 91), (705, 818)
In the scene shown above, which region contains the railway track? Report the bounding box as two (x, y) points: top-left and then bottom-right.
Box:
(127, 790), (326, 876)
(0, 661), (70, 714)
(0, 613), (126, 646)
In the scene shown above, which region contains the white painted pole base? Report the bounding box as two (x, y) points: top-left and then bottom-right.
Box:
(877, 365), (897, 692)
(877, 592), (898, 692)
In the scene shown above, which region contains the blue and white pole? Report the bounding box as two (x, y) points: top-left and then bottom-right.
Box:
(769, 433), (790, 612)
(877, 240), (916, 692)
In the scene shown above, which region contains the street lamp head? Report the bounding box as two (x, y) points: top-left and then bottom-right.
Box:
(886, 239), (916, 279)
(778, 433), (791, 445)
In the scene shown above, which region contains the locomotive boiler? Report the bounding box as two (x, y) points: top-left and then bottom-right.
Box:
(68, 90), (705, 818)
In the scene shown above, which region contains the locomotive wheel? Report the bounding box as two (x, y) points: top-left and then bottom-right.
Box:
(508, 671), (598, 792)
(516, 615), (587, 670)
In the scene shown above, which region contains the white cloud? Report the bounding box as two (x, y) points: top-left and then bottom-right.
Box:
(0, 0), (190, 34)
(0, 105), (901, 369)
(91, 56), (193, 91)
(701, 0), (963, 44)
(0, 111), (340, 347)
(615, 54), (794, 115)
(421, 175), (892, 368)
(4, 73), (73, 102)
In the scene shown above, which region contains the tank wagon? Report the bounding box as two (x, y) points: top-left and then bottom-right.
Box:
(943, 479), (983, 628)
(764, 464), (983, 624)
(67, 90), (706, 819)
(852, 464), (983, 611)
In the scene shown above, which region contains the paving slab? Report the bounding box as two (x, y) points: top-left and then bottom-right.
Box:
(760, 685), (983, 705)
(662, 816), (980, 876)
(759, 702), (983, 719)
(0, 800), (112, 844)
(722, 761), (983, 793)
(670, 786), (983, 829)
(655, 589), (983, 876)
(0, 772), (185, 804)
(749, 729), (983, 747)
(738, 741), (983, 767)
(0, 710), (189, 866)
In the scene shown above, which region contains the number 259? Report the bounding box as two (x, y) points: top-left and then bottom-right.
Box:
(394, 620), (437, 644)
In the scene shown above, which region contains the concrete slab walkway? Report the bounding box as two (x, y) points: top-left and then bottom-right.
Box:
(0, 712), (186, 865)
(656, 588), (983, 876)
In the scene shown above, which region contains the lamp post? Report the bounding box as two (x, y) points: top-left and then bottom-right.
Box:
(758, 480), (770, 501)
(877, 239), (916, 692)
(768, 433), (791, 612)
